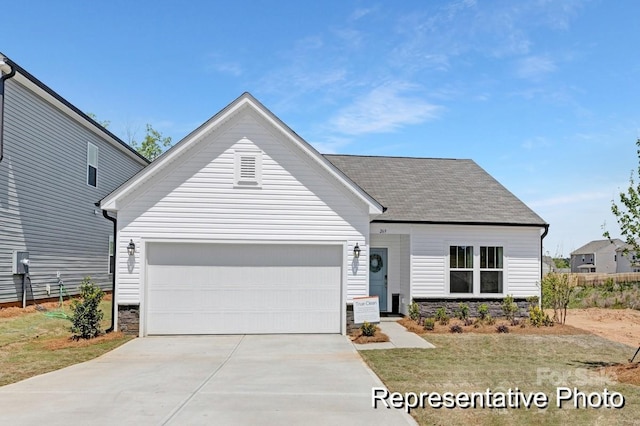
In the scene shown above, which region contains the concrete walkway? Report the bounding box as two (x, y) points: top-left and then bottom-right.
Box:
(0, 335), (415, 425)
(353, 317), (435, 350)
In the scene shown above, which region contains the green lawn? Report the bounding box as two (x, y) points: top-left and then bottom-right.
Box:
(0, 300), (132, 386)
(360, 334), (640, 425)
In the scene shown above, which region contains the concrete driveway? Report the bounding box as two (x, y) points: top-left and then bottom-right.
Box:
(0, 335), (414, 425)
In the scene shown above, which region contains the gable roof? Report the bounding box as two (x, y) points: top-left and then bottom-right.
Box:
(571, 239), (623, 255)
(100, 92), (384, 215)
(0, 53), (148, 166)
(324, 154), (547, 226)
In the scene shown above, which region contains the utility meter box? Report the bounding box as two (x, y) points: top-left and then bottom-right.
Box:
(12, 251), (29, 274)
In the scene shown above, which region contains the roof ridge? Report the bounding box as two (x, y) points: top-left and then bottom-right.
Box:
(323, 153), (468, 161)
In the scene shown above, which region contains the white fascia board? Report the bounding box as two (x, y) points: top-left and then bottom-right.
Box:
(101, 96), (251, 211)
(102, 93), (384, 215)
(251, 99), (384, 215)
(12, 73), (148, 167)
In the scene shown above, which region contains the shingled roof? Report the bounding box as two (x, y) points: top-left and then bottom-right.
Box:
(324, 154), (547, 226)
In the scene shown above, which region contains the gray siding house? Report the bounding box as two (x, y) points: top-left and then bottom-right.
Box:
(570, 239), (622, 273)
(0, 54), (148, 305)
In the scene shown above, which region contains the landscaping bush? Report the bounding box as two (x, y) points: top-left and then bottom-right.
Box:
(360, 321), (377, 337)
(502, 294), (518, 320)
(455, 302), (470, 320)
(435, 307), (450, 325)
(70, 277), (104, 340)
(408, 301), (420, 322)
(449, 324), (463, 333)
(496, 324), (509, 333)
(529, 305), (553, 327)
(423, 317), (435, 331)
(485, 314), (496, 325)
(478, 303), (489, 320)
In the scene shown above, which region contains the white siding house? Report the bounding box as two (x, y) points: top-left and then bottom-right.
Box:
(102, 93), (547, 336)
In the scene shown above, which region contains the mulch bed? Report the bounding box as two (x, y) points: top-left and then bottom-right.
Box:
(350, 327), (390, 344)
(398, 316), (588, 336)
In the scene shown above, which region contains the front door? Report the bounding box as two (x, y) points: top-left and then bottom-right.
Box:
(369, 248), (388, 312)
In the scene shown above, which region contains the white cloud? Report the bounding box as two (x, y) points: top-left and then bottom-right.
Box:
(516, 55), (557, 80)
(329, 83), (441, 135)
(528, 191), (612, 209)
(521, 136), (552, 150)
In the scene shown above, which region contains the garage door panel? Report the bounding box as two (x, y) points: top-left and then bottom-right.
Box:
(146, 243), (342, 334)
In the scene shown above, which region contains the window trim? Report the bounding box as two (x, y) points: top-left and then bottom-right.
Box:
(479, 246), (504, 294)
(447, 242), (507, 297)
(87, 142), (98, 187)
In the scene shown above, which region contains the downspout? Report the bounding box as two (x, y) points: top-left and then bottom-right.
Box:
(539, 224), (549, 307)
(99, 205), (117, 333)
(0, 58), (16, 164)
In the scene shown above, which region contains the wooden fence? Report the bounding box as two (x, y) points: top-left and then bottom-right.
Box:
(568, 273), (640, 286)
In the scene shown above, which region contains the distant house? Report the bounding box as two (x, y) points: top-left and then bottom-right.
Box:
(570, 239), (623, 273)
(542, 255), (557, 275)
(0, 54), (148, 306)
(615, 243), (640, 273)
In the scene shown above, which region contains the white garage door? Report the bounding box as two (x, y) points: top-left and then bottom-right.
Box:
(145, 243), (343, 334)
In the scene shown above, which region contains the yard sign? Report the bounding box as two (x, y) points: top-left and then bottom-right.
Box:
(353, 296), (380, 324)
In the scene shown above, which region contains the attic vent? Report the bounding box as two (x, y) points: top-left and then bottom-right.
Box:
(240, 156), (256, 180)
(234, 151), (262, 187)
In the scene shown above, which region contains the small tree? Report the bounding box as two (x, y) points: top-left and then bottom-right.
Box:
(70, 277), (104, 339)
(604, 138), (640, 254)
(541, 272), (576, 325)
(131, 124), (172, 161)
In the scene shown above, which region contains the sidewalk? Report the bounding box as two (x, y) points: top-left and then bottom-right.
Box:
(353, 317), (435, 350)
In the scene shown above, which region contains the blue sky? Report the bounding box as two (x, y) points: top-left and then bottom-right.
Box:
(3, 0), (640, 256)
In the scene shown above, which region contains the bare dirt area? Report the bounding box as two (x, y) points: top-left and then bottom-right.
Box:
(563, 308), (640, 348)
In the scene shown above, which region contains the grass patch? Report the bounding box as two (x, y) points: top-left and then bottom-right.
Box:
(0, 298), (132, 386)
(360, 334), (640, 425)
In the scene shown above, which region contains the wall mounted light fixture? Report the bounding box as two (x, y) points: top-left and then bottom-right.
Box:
(353, 243), (361, 259)
(127, 239), (136, 256)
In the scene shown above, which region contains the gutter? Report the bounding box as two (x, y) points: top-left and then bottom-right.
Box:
(0, 57), (16, 164)
(0, 53), (148, 165)
(98, 204), (117, 333)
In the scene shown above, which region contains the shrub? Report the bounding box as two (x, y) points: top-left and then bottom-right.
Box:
(449, 324), (463, 333)
(455, 303), (470, 320)
(423, 317), (435, 331)
(408, 301), (420, 322)
(501, 294), (519, 320)
(70, 277), (104, 340)
(360, 321), (377, 337)
(496, 324), (509, 333)
(464, 318), (474, 326)
(526, 295), (539, 308)
(528, 305), (552, 327)
(485, 314), (496, 325)
(478, 303), (489, 320)
(435, 307), (449, 325)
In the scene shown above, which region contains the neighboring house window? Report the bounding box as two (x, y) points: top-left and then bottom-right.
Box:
(450, 246), (473, 293)
(234, 151), (262, 187)
(480, 246), (503, 293)
(108, 235), (115, 274)
(87, 142), (98, 187)
(581, 255), (585, 262)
